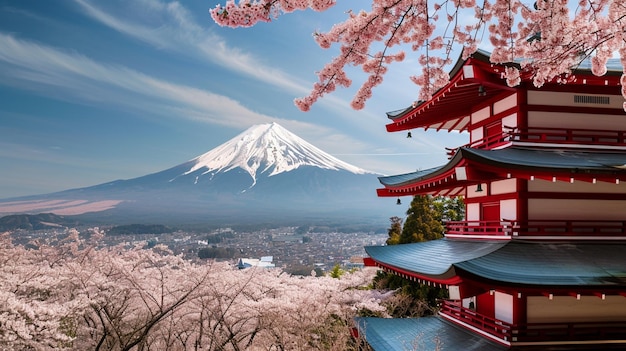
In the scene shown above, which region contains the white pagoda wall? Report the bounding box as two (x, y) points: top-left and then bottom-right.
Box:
(494, 93), (517, 115)
(527, 90), (626, 131)
(527, 91), (624, 110)
(467, 179), (626, 221)
(528, 180), (626, 220)
(528, 111), (626, 131)
(469, 93), (519, 144)
(528, 199), (626, 220)
(495, 291), (513, 324)
(466, 203), (480, 222)
(527, 296), (626, 323)
(529, 179), (626, 194)
(466, 179), (517, 221)
(470, 106), (490, 143)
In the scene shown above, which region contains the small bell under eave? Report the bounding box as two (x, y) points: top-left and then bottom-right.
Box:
(396, 198), (402, 205)
(407, 131), (412, 138)
(478, 85), (487, 97)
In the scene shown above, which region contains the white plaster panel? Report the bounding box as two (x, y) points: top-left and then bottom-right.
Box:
(449, 286), (461, 300)
(467, 183), (487, 198)
(528, 111), (626, 130)
(470, 128), (484, 144)
(527, 296), (626, 323)
(493, 93), (517, 114)
(463, 65), (475, 79)
(467, 203), (480, 221)
(462, 296), (476, 309)
(500, 199), (517, 221)
(471, 106), (491, 124)
(528, 199), (626, 220)
(528, 179), (626, 194)
(501, 113), (518, 129)
(495, 292), (513, 324)
(491, 179), (517, 195)
(527, 91), (624, 109)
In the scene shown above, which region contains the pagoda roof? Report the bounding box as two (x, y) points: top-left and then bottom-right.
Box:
(385, 50), (623, 133)
(377, 147), (626, 197)
(365, 239), (626, 288)
(365, 239), (507, 284)
(386, 50), (513, 133)
(462, 147), (626, 173)
(354, 316), (507, 351)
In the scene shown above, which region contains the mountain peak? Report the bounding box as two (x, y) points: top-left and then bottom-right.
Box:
(182, 123), (371, 186)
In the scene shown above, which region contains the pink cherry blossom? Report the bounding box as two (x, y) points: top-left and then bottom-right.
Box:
(0, 230), (388, 350)
(212, 0), (626, 111)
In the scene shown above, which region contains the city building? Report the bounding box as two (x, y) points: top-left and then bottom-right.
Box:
(237, 256), (275, 269)
(358, 50), (626, 350)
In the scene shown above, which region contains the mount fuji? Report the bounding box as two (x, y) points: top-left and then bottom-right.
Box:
(0, 123), (396, 226)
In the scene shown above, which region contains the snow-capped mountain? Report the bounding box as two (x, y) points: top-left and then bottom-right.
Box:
(0, 123), (395, 226)
(177, 122), (371, 189)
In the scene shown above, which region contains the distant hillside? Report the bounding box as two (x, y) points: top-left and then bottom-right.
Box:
(106, 224), (174, 235)
(0, 213), (77, 231)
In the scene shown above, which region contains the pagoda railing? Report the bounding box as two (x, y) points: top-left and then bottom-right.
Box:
(446, 132), (511, 158)
(440, 300), (626, 344)
(439, 300), (513, 341)
(510, 126), (626, 147)
(513, 220), (626, 238)
(446, 126), (626, 158)
(445, 220), (514, 238)
(445, 220), (626, 239)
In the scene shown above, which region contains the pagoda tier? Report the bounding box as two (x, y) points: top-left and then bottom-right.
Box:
(385, 50), (622, 134)
(365, 240), (626, 295)
(364, 240), (626, 347)
(360, 49), (626, 350)
(377, 146), (626, 241)
(377, 147), (626, 198)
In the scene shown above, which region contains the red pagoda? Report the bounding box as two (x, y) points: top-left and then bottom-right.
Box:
(357, 50), (626, 350)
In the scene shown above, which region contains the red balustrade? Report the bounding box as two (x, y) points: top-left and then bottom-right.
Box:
(445, 220), (514, 237)
(511, 127), (626, 147)
(439, 300), (513, 341)
(445, 220), (626, 239)
(446, 127), (626, 159)
(514, 220), (626, 237)
(439, 300), (626, 344)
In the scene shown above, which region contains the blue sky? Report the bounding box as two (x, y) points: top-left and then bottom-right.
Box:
(0, 0), (466, 198)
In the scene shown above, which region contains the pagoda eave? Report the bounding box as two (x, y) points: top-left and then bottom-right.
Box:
(385, 56), (516, 133)
(371, 260), (463, 286)
(377, 147), (626, 197)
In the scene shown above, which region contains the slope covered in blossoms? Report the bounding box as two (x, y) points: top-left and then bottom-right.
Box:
(0, 229), (389, 350)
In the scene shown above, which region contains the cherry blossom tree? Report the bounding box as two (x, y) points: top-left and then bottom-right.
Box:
(210, 0), (626, 111)
(0, 229), (387, 350)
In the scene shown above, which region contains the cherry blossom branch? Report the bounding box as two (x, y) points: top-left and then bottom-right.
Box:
(212, 0), (626, 111)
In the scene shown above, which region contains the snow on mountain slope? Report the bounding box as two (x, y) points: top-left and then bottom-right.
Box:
(180, 123), (372, 186)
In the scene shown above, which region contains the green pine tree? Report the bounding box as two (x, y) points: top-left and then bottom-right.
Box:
(375, 195), (465, 317)
(432, 195), (465, 223)
(385, 216), (403, 245)
(399, 195), (444, 243)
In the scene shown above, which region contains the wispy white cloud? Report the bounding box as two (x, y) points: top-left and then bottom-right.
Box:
(0, 32), (273, 128)
(73, 0), (313, 96)
(0, 33), (376, 164)
(1, 0), (461, 176)
(70, 0), (377, 123)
